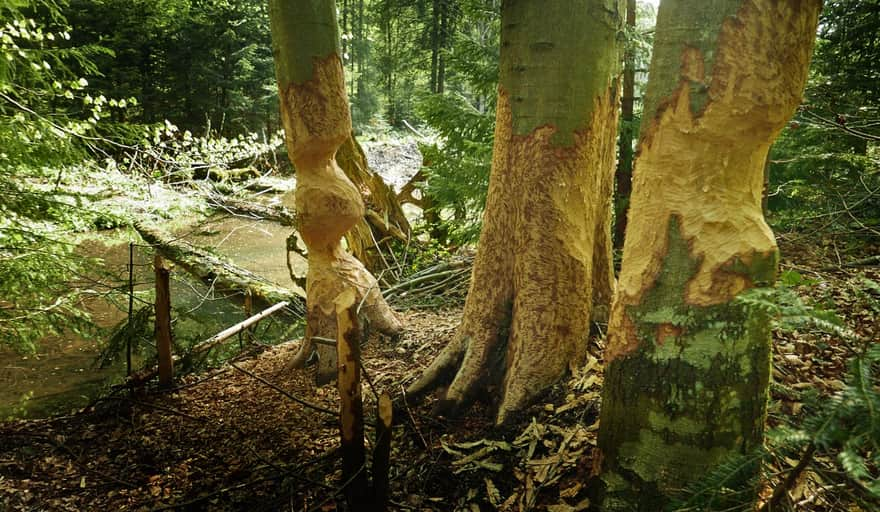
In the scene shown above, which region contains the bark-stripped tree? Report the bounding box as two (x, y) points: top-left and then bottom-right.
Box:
(409, 0), (621, 424)
(594, 1), (822, 509)
(268, 0), (401, 382)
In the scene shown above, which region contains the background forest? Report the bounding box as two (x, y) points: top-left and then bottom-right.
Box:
(0, 0), (878, 510)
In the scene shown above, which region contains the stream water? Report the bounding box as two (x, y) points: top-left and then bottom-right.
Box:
(0, 217), (296, 420)
(0, 138), (422, 420)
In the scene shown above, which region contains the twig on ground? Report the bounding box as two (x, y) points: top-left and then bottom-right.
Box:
(228, 362), (336, 415)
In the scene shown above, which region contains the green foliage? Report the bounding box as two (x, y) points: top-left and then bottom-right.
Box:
(668, 450), (766, 511)
(0, 0), (128, 351)
(735, 280), (850, 340)
(617, 1), (656, 147)
(123, 120), (285, 186)
(66, 0), (277, 136)
(671, 279), (880, 510)
(767, 0), (879, 240)
(415, 0), (498, 243)
(3, 391), (34, 421)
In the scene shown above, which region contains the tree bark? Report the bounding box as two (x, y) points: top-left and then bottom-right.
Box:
(335, 288), (368, 507)
(437, 0), (449, 94)
(431, 0), (440, 93)
(268, 0), (402, 383)
(594, 1), (822, 509)
(154, 254), (174, 388)
(408, 0), (621, 424)
(613, 0), (636, 249)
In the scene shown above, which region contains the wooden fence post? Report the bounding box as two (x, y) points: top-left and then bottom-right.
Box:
(154, 254), (174, 388)
(335, 288), (367, 508)
(243, 289), (253, 347)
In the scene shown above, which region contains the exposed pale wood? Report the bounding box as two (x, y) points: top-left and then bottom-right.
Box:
(269, 7), (402, 382)
(408, 0), (622, 423)
(396, 169), (425, 208)
(334, 288), (367, 507)
(154, 255), (174, 388)
(196, 301), (289, 352)
(596, 1), (822, 508)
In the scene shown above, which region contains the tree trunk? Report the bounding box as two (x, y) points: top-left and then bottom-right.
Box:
(431, 0), (440, 93)
(437, 0), (449, 94)
(408, 0), (621, 424)
(335, 133), (412, 271)
(594, 2), (821, 509)
(268, 0), (401, 384)
(613, 0), (636, 250)
(341, 0), (349, 66)
(355, 0), (364, 99)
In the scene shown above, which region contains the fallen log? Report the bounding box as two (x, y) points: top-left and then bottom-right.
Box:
(206, 194), (297, 226)
(133, 222), (305, 315)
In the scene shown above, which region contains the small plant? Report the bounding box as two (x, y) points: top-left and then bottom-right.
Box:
(4, 391), (34, 421)
(670, 278), (879, 511)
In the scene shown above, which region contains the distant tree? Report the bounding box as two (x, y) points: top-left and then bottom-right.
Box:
(767, 0), (879, 239)
(68, 0), (277, 135)
(417, 0), (499, 243)
(268, 0), (401, 382)
(613, 0), (636, 249)
(594, 1), (822, 509)
(409, 0), (621, 424)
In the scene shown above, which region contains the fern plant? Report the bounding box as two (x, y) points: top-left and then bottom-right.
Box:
(415, 0), (499, 244)
(669, 276), (879, 511)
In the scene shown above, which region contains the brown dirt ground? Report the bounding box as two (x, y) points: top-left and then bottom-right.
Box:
(1, 239), (878, 512)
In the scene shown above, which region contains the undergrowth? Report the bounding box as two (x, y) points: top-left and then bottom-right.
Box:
(670, 274), (880, 511)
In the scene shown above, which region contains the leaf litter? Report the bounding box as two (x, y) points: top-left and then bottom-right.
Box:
(1, 238), (878, 511)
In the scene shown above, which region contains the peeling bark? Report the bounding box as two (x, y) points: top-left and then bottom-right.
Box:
(594, 1), (822, 509)
(269, 0), (401, 383)
(408, 0), (622, 424)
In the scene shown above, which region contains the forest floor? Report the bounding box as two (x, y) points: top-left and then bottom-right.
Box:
(1, 236), (878, 512)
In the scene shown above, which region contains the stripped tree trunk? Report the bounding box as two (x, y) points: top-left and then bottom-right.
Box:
(268, 0), (401, 383)
(334, 288), (368, 507)
(594, 1), (822, 509)
(409, 0), (622, 424)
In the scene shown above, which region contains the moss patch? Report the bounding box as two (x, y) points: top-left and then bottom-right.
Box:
(595, 216), (775, 510)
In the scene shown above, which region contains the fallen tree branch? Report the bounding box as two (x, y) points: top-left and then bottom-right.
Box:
(134, 222), (305, 314)
(206, 194), (297, 226)
(822, 254), (880, 270)
(124, 300), (293, 387)
(759, 443), (816, 512)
